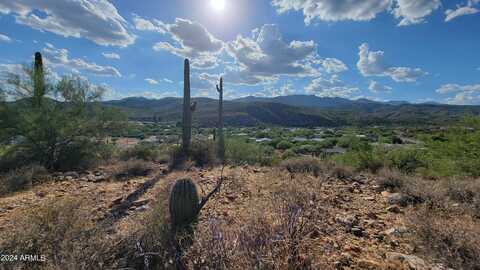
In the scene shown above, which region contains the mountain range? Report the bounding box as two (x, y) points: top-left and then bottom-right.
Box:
(102, 95), (480, 127)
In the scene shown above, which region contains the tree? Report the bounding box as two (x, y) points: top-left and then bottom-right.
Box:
(0, 52), (125, 171)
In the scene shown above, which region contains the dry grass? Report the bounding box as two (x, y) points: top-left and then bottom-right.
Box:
(280, 156), (322, 177)
(0, 165), (49, 196)
(113, 159), (153, 180)
(0, 197), (115, 269)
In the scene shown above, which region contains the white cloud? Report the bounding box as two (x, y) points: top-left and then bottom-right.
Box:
(224, 24), (325, 85)
(445, 0), (480, 22)
(0, 0), (135, 47)
(272, 0), (391, 24)
(132, 14), (166, 33)
(305, 75), (359, 98)
(318, 58), (348, 73)
(357, 43), (427, 82)
(42, 43), (121, 77)
(135, 17), (224, 69)
(393, 0), (441, 26)
(271, 0), (442, 26)
(145, 78), (158, 85)
(102, 52), (120, 60)
(163, 78), (173, 83)
(0, 34), (12, 43)
(368, 80), (393, 93)
(436, 83), (480, 105)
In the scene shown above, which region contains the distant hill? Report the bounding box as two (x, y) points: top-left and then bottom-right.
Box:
(102, 95), (480, 127)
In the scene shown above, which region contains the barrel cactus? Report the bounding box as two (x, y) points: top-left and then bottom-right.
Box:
(169, 178), (200, 229)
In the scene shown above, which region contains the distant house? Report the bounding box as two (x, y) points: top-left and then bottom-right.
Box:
(255, 138), (273, 143)
(312, 137), (325, 142)
(143, 136), (158, 143)
(292, 136), (308, 142)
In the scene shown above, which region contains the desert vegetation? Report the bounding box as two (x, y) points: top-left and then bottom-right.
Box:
(0, 55), (479, 270)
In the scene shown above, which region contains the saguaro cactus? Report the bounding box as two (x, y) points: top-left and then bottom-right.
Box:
(33, 52), (45, 107)
(182, 59), (195, 155)
(169, 178), (200, 229)
(216, 77), (225, 162)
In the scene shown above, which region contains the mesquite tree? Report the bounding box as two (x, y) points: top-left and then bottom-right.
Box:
(216, 77), (225, 162)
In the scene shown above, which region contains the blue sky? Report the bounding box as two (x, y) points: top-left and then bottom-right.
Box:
(0, 0), (479, 104)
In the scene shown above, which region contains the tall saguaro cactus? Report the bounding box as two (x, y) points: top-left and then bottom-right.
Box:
(216, 77), (225, 162)
(182, 59), (195, 155)
(33, 52), (45, 107)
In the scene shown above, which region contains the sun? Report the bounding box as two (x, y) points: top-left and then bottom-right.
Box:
(210, 0), (225, 11)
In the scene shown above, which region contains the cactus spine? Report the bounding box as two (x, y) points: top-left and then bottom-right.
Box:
(182, 59), (193, 155)
(33, 52), (45, 107)
(216, 77), (225, 162)
(169, 178), (200, 229)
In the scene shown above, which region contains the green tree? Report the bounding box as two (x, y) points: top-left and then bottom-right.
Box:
(0, 53), (125, 171)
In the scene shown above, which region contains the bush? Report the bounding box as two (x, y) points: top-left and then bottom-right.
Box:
(0, 165), (48, 195)
(280, 157), (322, 177)
(386, 148), (425, 174)
(376, 168), (406, 191)
(226, 138), (275, 166)
(168, 141), (217, 170)
(0, 197), (110, 269)
(114, 159), (153, 180)
(120, 142), (161, 162)
(276, 140), (293, 150)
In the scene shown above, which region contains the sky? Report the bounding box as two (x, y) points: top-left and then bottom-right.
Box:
(0, 0), (479, 104)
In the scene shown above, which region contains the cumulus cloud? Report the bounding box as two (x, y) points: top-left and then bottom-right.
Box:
(392, 0), (441, 26)
(0, 34), (12, 43)
(43, 43), (121, 77)
(224, 24), (331, 85)
(0, 0), (135, 47)
(271, 0), (391, 24)
(357, 43), (427, 82)
(305, 75), (359, 98)
(271, 0), (442, 26)
(445, 0), (480, 22)
(436, 83), (480, 105)
(134, 17), (224, 69)
(317, 58), (348, 73)
(102, 52), (120, 60)
(368, 80), (393, 93)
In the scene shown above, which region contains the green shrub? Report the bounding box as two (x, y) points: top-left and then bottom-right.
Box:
(386, 148), (425, 174)
(226, 138), (275, 166)
(281, 149), (297, 160)
(276, 140), (293, 150)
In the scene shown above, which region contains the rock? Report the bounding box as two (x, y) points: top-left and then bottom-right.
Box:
(385, 252), (427, 270)
(111, 197), (123, 205)
(386, 205), (402, 213)
(383, 226), (408, 237)
(336, 214), (358, 228)
(351, 227), (365, 237)
(64, 171), (79, 178)
(132, 199), (150, 207)
(36, 191), (46, 198)
(93, 175), (107, 182)
(364, 196), (375, 201)
(357, 259), (381, 269)
(385, 193), (411, 206)
(335, 252), (353, 269)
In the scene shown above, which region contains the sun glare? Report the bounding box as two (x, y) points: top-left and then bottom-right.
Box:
(210, 0), (225, 11)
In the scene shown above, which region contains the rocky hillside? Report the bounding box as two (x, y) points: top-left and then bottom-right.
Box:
(0, 164), (452, 269)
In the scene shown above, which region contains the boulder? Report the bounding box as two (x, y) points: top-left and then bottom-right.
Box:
(385, 252), (427, 270)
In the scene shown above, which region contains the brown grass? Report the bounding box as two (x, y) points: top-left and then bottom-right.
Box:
(280, 156), (322, 177)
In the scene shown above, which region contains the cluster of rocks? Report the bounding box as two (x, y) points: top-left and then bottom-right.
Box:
(52, 170), (109, 183)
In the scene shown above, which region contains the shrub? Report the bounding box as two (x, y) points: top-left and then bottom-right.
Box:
(0, 165), (48, 195)
(114, 159), (153, 180)
(281, 149), (297, 160)
(376, 168), (406, 191)
(0, 197), (110, 269)
(410, 206), (480, 270)
(168, 141), (217, 170)
(226, 138), (275, 166)
(276, 140), (293, 150)
(280, 157), (322, 177)
(120, 142), (160, 162)
(386, 148), (425, 174)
